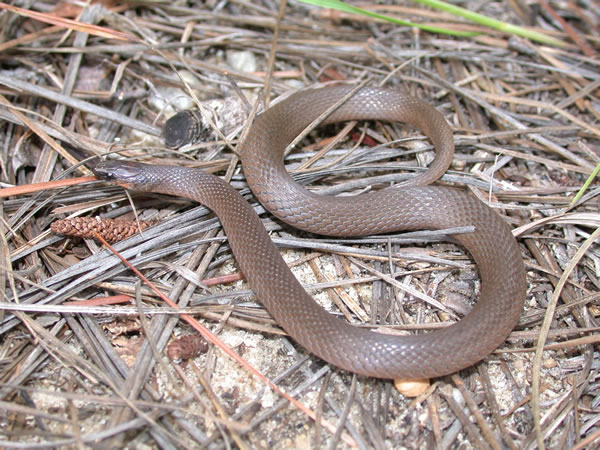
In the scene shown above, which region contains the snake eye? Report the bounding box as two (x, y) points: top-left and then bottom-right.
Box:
(92, 163), (114, 180)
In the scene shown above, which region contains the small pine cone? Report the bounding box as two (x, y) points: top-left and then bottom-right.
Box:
(167, 334), (209, 363)
(51, 217), (151, 243)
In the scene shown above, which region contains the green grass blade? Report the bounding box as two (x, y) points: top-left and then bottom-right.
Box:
(570, 162), (600, 206)
(298, 0), (566, 47)
(411, 0), (566, 46)
(298, 0), (479, 37)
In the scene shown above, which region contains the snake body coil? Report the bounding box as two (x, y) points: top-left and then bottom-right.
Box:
(95, 86), (526, 379)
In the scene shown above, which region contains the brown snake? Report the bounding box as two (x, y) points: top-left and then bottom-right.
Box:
(94, 85), (526, 379)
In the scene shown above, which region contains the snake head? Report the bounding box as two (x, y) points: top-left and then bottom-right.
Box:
(93, 160), (148, 190)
